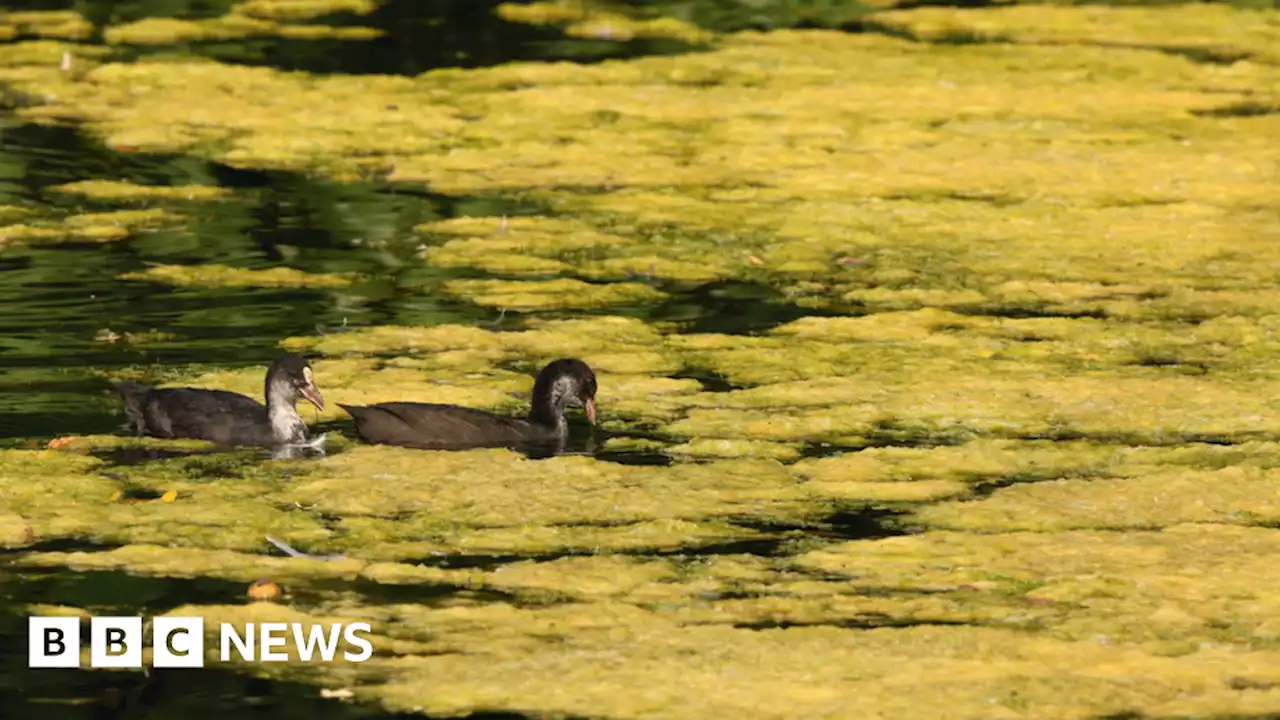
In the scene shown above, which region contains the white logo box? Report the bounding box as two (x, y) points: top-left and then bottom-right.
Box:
(28, 617), (372, 668)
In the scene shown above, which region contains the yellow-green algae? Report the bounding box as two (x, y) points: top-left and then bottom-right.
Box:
(1, 449), (333, 552)
(418, 215), (740, 284)
(0, 223), (63, 244)
(0, 42), (108, 117)
(48, 179), (229, 202)
(915, 464), (1280, 532)
(668, 438), (801, 462)
(46, 434), (217, 454)
(496, 2), (716, 45)
(0, 10), (93, 41)
(0, 511), (32, 548)
(0, 39), (109, 69)
(443, 277), (666, 309)
(232, 0), (383, 21)
(867, 4), (1280, 64)
(1, 208), (186, 244)
(122, 263), (355, 289)
(104, 17), (382, 45)
(494, 1), (586, 25)
(274, 24), (382, 40)
(0, 204), (29, 223)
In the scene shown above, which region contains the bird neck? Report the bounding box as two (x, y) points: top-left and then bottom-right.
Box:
(528, 388), (568, 436)
(266, 377), (305, 443)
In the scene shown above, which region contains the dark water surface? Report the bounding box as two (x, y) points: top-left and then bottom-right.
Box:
(0, 118), (512, 444)
(7, 0), (706, 75)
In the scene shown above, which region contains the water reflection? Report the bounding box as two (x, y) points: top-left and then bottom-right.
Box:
(68, 0), (708, 77)
(0, 119), (514, 444)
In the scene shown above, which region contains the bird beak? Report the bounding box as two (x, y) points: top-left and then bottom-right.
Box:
(300, 383), (325, 412)
(585, 397), (597, 425)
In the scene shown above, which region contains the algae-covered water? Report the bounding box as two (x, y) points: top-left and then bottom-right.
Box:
(3, 1), (1280, 718)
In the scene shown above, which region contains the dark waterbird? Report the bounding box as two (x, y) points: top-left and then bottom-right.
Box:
(117, 354), (325, 447)
(339, 358), (597, 450)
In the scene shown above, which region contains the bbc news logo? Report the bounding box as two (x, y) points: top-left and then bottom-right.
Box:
(29, 617), (373, 668)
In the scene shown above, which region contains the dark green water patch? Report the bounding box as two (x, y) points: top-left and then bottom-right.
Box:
(853, 16), (1265, 67)
(310, 417), (605, 461)
(860, 419), (976, 449)
(629, 0), (1275, 36)
(26, 0), (237, 26)
(733, 507), (914, 543)
(306, 575), (521, 608)
(593, 445), (673, 467)
(90, 445), (228, 466)
(1, 566), (247, 615)
(951, 302), (1109, 321)
(1129, 354), (1210, 375)
(732, 616), (973, 631)
(1016, 429), (1262, 447)
(648, 280), (842, 335)
(110, 0), (707, 76)
(798, 443), (869, 460)
(398, 532), (793, 573)
(969, 472), (1088, 499)
(651, 534), (791, 558)
(613, 0), (886, 33)
(1191, 101), (1280, 118)
(0, 653), (432, 720)
(1090, 707), (1280, 712)
(0, 120), (516, 445)
(1, 537), (121, 556)
(455, 276), (825, 336)
(671, 368), (735, 392)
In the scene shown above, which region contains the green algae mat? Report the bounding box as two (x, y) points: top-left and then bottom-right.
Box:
(3, 1), (1280, 718)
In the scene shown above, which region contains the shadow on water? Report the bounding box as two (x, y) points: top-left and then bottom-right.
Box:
(94, 0), (708, 76)
(1, 613), (548, 720)
(1, 661), (374, 720)
(90, 446), (230, 465)
(393, 538), (789, 574)
(593, 444), (673, 466)
(735, 506), (914, 542)
(732, 616), (972, 632)
(0, 118), (513, 444)
(396, 506), (910, 572)
(2, 566), (248, 614)
(0, 561), (543, 719)
(646, 280), (842, 335)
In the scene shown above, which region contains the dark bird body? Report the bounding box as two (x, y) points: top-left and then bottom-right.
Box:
(117, 354), (324, 448)
(340, 358), (597, 450)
